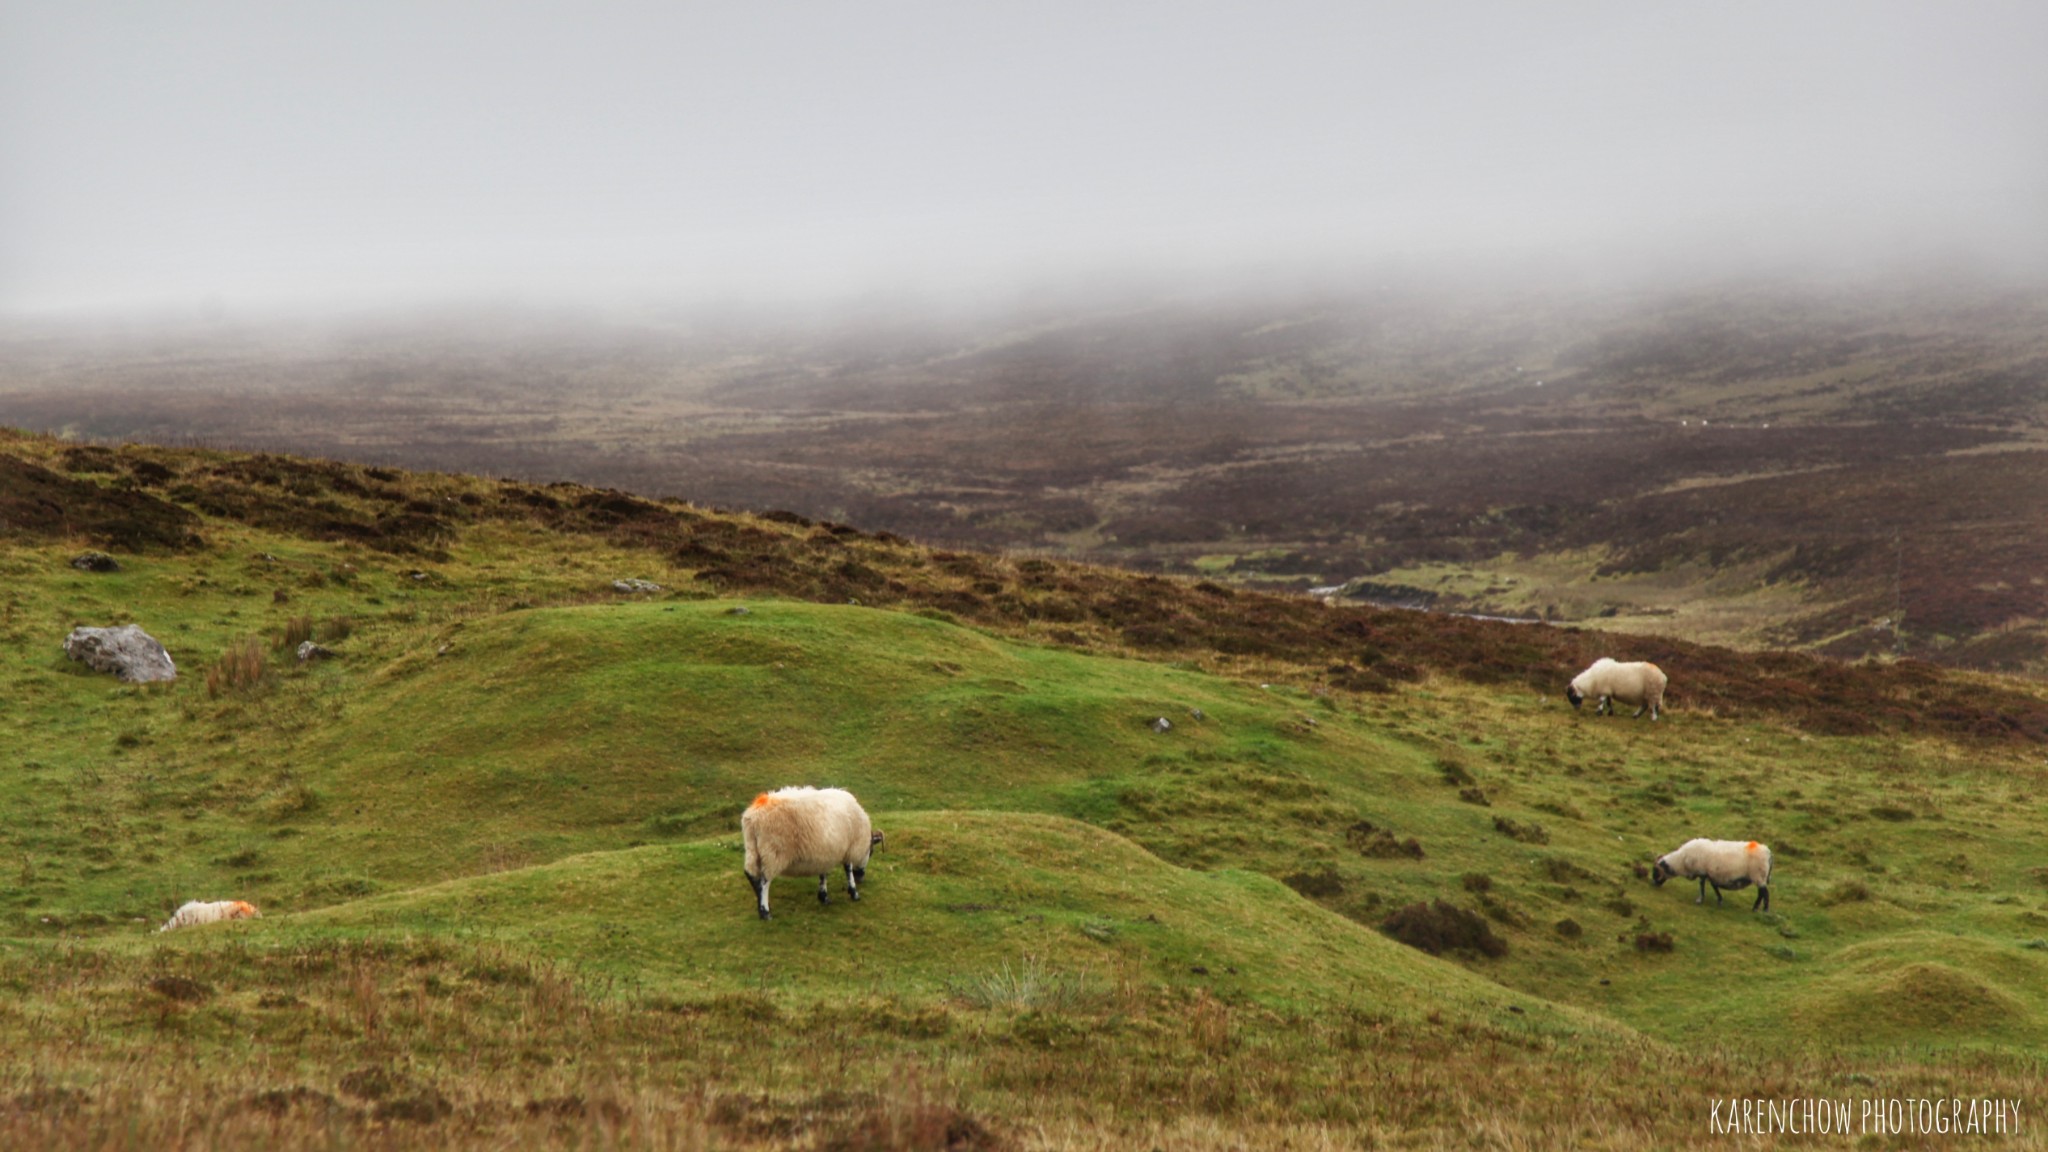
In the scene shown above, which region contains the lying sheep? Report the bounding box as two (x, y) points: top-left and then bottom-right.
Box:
(1651, 839), (1772, 911)
(1566, 657), (1668, 721)
(741, 786), (883, 920)
(158, 899), (261, 932)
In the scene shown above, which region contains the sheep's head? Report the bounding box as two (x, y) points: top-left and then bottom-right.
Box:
(1649, 858), (1674, 886)
(1565, 685), (1584, 709)
(869, 830), (885, 852)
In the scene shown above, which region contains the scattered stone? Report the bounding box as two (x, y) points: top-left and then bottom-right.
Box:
(1187, 707), (1206, 721)
(69, 551), (120, 572)
(611, 578), (662, 594)
(296, 642), (337, 663)
(64, 625), (176, 683)
(725, 606), (752, 616)
(1150, 717), (1172, 733)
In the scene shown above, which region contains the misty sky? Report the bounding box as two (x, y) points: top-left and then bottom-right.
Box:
(4, 2), (2046, 314)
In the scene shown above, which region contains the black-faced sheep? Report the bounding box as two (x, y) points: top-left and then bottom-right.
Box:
(158, 899), (261, 932)
(741, 786), (884, 920)
(1651, 838), (1772, 911)
(1566, 657), (1667, 721)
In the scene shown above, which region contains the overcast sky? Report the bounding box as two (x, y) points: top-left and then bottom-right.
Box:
(3, 2), (2045, 315)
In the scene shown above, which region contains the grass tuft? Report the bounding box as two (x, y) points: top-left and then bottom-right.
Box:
(945, 957), (1100, 1012)
(205, 638), (268, 698)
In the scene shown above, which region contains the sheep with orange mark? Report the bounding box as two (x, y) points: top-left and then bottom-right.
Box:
(158, 899), (261, 932)
(741, 786), (884, 920)
(1651, 839), (1773, 911)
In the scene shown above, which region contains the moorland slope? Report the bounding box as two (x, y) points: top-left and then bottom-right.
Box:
(3, 429), (2048, 1149)
(6, 276), (2045, 671)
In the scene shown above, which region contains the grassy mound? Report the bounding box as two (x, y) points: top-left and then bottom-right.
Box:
(280, 811), (1617, 1032)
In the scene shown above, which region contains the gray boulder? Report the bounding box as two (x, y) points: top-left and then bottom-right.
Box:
(296, 641), (337, 663)
(70, 551), (120, 572)
(64, 625), (177, 683)
(612, 578), (663, 594)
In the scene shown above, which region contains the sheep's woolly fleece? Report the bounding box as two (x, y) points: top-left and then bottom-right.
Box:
(158, 899), (261, 932)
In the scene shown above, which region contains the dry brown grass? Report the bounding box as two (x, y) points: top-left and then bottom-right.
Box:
(4, 936), (2045, 1151)
(204, 639), (267, 698)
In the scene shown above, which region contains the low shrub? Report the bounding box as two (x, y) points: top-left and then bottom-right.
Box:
(1379, 900), (1507, 958)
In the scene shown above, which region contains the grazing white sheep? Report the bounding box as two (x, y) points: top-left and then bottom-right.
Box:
(158, 899), (261, 932)
(741, 787), (884, 920)
(1651, 839), (1773, 911)
(1566, 657), (1668, 721)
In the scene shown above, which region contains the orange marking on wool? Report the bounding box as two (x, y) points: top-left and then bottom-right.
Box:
(1746, 841), (1760, 851)
(750, 793), (781, 810)
(230, 901), (257, 918)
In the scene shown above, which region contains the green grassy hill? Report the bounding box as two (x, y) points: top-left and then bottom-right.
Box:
(5, 429), (2048, 1149)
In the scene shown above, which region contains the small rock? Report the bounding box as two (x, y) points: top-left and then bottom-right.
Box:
(611, 578), (662, 594)
(63, 625), (176, 683)
(1187, 708), (1206, 721)
(70, 551), (120, 573)
(1150, 717), (1172, 733)
(296, 642), (337, 663)
(725, 606), (752, 616)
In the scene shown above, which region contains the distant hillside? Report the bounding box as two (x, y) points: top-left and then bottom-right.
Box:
(4, 275), (2045, 673)
(3, 429), (2042, 746)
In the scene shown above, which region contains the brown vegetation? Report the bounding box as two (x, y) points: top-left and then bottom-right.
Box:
(1379, 900), (1508, 958)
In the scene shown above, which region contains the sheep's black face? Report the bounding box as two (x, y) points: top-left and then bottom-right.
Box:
(1650, 860), (1672, 887)
(1566, 686), (1584, 709)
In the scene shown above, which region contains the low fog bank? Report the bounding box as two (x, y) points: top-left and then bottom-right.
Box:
(4, 252), (2046, 379)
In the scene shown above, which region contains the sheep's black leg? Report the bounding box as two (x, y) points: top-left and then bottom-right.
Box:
(1632, 704), (1646, 718)
(748, 872), (771, 920)
(1711, 880), (1724, 905)
(845, 862), (862, 901)
(1754, 885), (1768, 912)
(1696, 877), (1707, 905)
(817, 875), (830, 905)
